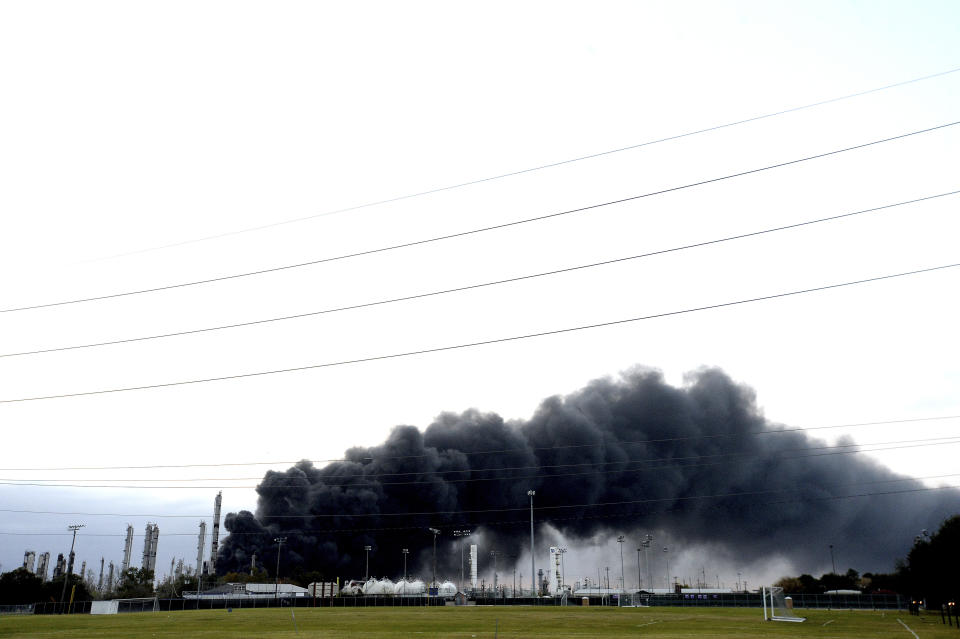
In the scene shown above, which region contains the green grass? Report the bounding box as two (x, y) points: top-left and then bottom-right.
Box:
(0, 606), (952, 639)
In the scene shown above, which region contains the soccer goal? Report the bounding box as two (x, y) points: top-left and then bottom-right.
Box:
(762, 586), (805, 622)
(618, 593), (650, 607)
(91, 597), (160, 614)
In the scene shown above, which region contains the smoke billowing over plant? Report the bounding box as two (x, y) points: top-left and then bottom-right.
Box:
(217, 367), (958, 581)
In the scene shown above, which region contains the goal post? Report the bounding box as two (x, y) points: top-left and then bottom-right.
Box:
(762, 586), (805, 622)
(92, 597), (159, 614)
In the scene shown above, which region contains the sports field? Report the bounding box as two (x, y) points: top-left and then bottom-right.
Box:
(0, 606), (951, 639)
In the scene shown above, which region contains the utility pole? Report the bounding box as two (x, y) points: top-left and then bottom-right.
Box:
(274, 537), (287, 600)
(527, 490), (536, 596)
(428, 528), (440, 592)
(60, 524), (84, 611)
(402, 549), (409, 582)
(364, 545), (372, 581)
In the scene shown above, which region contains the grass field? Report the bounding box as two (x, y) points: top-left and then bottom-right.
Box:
(0, 606), (953, 639)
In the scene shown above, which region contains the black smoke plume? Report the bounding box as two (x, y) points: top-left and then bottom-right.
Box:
(217, 367), (958, 580)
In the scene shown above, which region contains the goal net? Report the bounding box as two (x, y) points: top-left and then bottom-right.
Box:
(92, 598), (159, 614)
(762, 587), (805, 622)
(618, 593), (650, 607)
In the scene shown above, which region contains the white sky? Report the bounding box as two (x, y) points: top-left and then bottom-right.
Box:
(0, 0), (958, 585)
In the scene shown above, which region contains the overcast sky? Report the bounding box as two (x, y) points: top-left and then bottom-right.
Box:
(1, 0), (958, 586)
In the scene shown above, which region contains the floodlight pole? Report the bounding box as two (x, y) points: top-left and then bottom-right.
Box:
(60, 524), (84, 611)
(617, 535), (625, 592)
(274, 537), (287, 600)
(527, 490), (536, 596)
(428, 528), (440, 592)
(364, 545), (372, 581)
(636, 547), (642, 590)
(453, 529), (471, 593)
(402, 548), (409, 581)
(663, 547), (670, 590)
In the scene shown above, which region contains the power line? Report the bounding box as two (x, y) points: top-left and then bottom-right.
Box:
(4, 435), (957, 483)
(1, 478), (956, 533)
(4, 120), (957, 314)
(1, 261), (957, 404)
(5, 189), (956, 359)
(92, 66), (960, 259)
(2, 437), (958, 490)
(1, 414), (956, 472)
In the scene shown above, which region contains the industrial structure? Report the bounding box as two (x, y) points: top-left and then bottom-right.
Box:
(208, 492), (222, 576)
(52, 553), (65, 580)
(22, 551), (35, 573)
(36, 552), (50, 581)
(196, 521), (206, 576)
(142, 523), (159, 573)
(121, 525), (134, 574)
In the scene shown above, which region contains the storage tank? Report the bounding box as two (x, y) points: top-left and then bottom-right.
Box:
(438, 581), (457, 597)
(395, 579), (426, 595)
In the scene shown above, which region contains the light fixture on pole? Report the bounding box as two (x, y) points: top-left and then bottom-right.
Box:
(662, 546), (670, 590)
(452, 529), (471, 593)
(428, 528), (440, 592)
(636, 546), (642, 590)
(274, 537), (287, 600)
(642, 534), (653, 589)
(617, 535), (625, 592)
(527, 490), (536, 596)
(402, 548), (409, 582)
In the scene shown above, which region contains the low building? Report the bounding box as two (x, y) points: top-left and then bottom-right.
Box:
(183, 583), (310, 599)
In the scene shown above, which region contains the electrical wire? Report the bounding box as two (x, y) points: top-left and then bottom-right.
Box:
(5, 189), (956, 359)
(1, 261), (957, 404)
(2, 438), (957, 490)
(3, 435), (957, 483)
(4, 120), (957, 314)
(1, 479), (956, 535)
(93, 66), (960, 259)
(0, 414), (956, 472)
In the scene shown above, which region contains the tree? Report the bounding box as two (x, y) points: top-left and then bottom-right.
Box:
(899, 515), (960, 607)
(115, 568), (155, 598)
(0, 568), (44, 604)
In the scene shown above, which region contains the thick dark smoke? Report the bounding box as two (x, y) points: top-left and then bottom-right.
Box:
(217, 367), (958, 580)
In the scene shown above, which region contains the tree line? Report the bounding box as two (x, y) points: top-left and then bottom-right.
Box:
(774, 515), (959, 606)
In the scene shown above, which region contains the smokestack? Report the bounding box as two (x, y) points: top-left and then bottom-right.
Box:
(150, 524), (160, 573)
(121, 524), (133, 574)
(22, 551), (36, 573)
(197, 521), (207, 576)
(142, 523), (159, 573)
(37, 552), (50, 581)
(208, 492), (222, 576)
